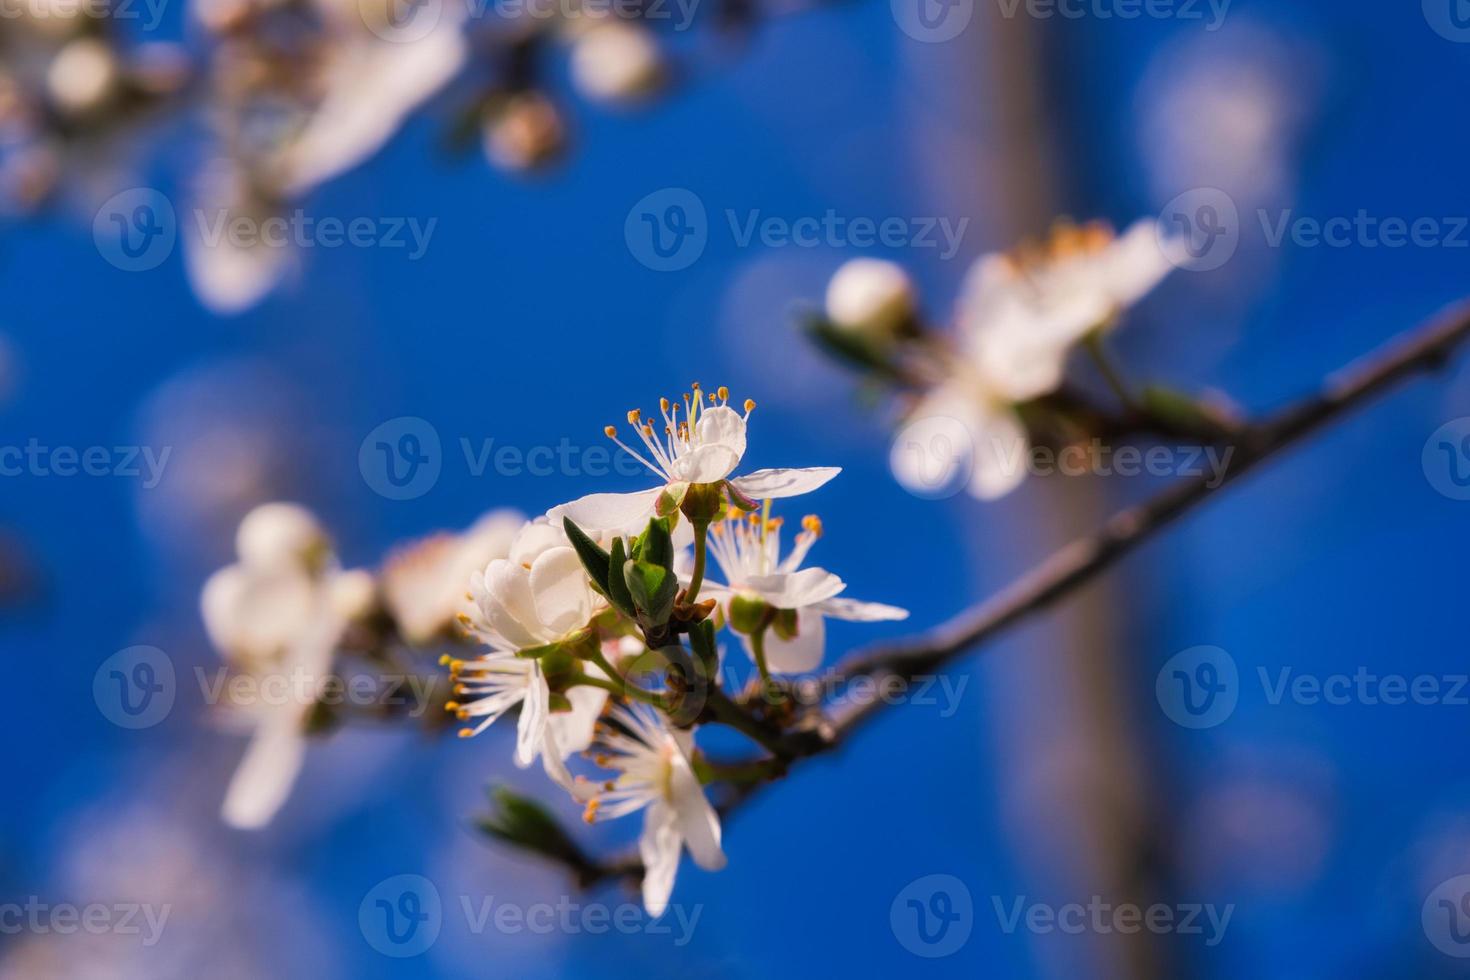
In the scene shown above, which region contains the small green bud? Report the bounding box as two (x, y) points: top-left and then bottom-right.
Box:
(728, 592), (772, 634)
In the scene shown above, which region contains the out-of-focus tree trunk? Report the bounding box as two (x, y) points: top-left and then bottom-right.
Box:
(902, 10), (1175, 978)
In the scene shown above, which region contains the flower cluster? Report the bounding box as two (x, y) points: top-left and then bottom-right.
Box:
(197, 390), (907, 916)
(815, 219), (1193, 499)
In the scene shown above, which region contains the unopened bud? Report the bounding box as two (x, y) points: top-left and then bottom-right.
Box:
(236, 502), (329, 573)
(483, 93), (565, 172)
(569, 23), (663, 105)
(47, 38), (119, 118)
(824, 258), (916, 339)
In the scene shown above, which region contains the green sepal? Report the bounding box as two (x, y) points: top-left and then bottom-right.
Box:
(728, 592), (771, 634)
(639, 516), (675, 571)
(656, 482), (689, 517)
(689, 619), (719, 672)
(625, 559), (678, 626)
(476, 785), (588, 867)
(605, 536), (636, 617)
(562, 517), (612, 594)
(771, 607), (800, 641)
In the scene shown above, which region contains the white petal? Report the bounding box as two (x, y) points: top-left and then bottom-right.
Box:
(759, 608), (826, 674)
(745, 567), (845, 609)
(638, 802), (682, 918)
(509, 519), (566, 567)
(693, 405), (746, 463)
(1103, 219), (1180, 307)
(277, 17), (467, 195)
(546, 680), (609, 756)
(729, 466), (840, 500)
(478, 560), (543, 649)
(514, 664), (549, 768)
(816, 597), (909, 621)
(968, 406), (1030, 500)
(668, 750), (725, 871)
(528, 546), (594, 637)
(549, 487), (663, 533)
(669, 443), (742, 484)
(221, 718), (305, 830)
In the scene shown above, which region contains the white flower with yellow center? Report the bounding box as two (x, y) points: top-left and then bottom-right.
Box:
(894, 219), (1186, 500)
(550, 385), (840, 534)
(200, 502), (373, 830)
(579, 703), (725, 917)
(446, 521), (609, 785)
(703, 512), (907, 674)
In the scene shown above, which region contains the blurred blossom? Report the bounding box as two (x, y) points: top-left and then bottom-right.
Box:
(482, 92), (566, 172)
(46, 38), (121, 120)
(381, 509), (525, 646)
(1136, 21), (1321, 208)
(1178, 745), (1335, 896)
(0, 332), (18, 406)
(183, 160), (293, 315)
(130, 359), (320, 573)
(567, 22), (665, 105)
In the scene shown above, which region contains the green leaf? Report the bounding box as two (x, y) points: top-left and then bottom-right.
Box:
(476, 785), (587, 866)
(562, 517), (611, 593)
(606, 536), (635, 617)
(624, 559), (678, 626)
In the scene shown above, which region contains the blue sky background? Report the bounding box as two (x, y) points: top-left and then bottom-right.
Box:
(4, 0), (1470, 976)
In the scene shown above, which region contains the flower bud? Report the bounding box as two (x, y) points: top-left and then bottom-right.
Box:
(569, 23), (663, 105)
(47, 38), (119, 118)
(482, 93), (565, 172)
(824, 258), (916, 339)
(236, 502), (329, 573)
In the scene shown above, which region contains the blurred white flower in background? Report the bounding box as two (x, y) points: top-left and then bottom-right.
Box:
(183, 161), (294, 316)
(382, 509), (525, 646)
(567, 21), (664, 105)
(201, 502), (375, 829)
(891, 220), (1184, 500)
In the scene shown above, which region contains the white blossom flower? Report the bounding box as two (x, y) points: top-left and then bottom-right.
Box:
(579, 702), (725, 917)
(446, 521), (610, 784)
(200, 503), (365, 829)
(550, 386), (840, 534)
(704, 512), (907, 673)
(381, 509), (524, 646)
(893, 219), (1185, 500)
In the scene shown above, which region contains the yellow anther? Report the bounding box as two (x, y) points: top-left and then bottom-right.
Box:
(660, 397), (670, 412)
(627, 409), (641, 425)
(802, 515), (823, 536)
(604, 425), (617, 438)
(457, 728), (474, 738)
(691, 381), (701, 391)
(455, 708), (470, 720)
(582, 799), (601, 824)
(443, 700), (460, 712)
(438, 654), (453, 666)
(743, 399), (756, 412)
(717, 386), (729, 401)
